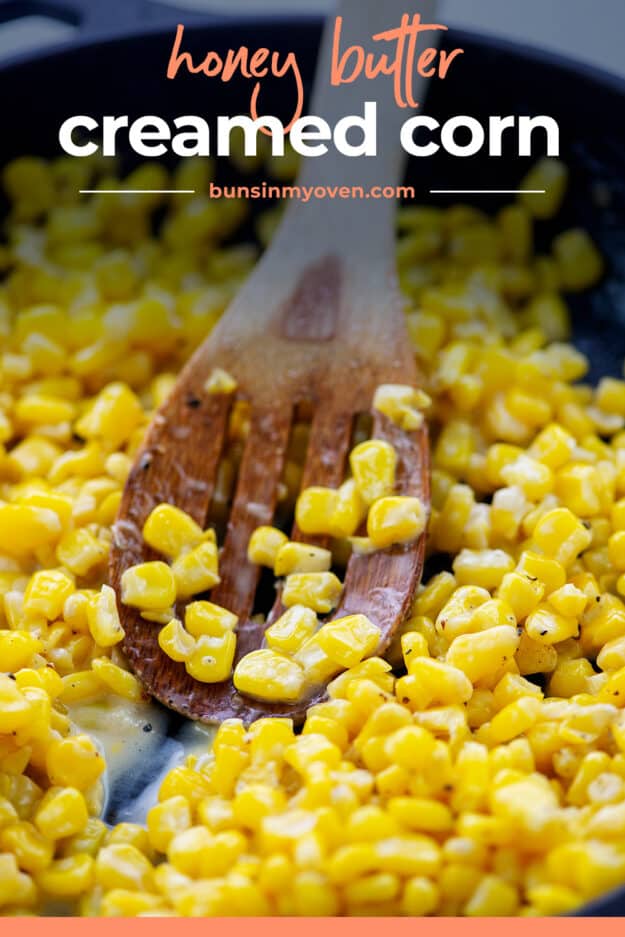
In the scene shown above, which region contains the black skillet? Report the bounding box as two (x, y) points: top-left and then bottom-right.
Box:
(0, 0), (624, 915)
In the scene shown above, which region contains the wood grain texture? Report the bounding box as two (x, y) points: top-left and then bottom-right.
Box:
(109, 0), (434, 726)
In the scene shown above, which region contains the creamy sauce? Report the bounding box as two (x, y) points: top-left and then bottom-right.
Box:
(68, 697), (215, 825)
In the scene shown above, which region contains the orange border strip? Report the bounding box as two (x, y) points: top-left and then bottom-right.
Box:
(4, 919), (623, 934)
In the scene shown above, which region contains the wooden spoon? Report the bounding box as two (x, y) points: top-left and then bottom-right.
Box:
(110, 0), (435, 725)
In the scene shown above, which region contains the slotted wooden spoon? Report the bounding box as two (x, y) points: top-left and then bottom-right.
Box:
(110, 0), (436, 724)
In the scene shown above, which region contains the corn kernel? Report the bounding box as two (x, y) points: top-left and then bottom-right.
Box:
(373, 385), (430, 431)
(185, 600), (238, 638)
(121, 561), (176, 610)
(282, 572), (342, 614)
(350, 439), (397, 505)
(143, 503), (207, 559)
(247, 526), (289, 567)
(23, 568), (74, 620)
(234, 649), (305, 703)
(172, 541), (220, 599)
(87, 584), (125, 646)
(264, 605), (317, 655)
(159, 618), (196, 663)
(274, 541), (332, 576)
(316, 614), (380, 669)
(186, 632), (237, 683)
(34, 787), (89, 840)
(367, 496), (427, 549)
(91, 657), (143, 701)
(553, 229), (604, 292)
(526, 606), (579, 644)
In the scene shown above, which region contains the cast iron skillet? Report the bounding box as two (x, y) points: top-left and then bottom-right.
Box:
(1, 0), (625, 916)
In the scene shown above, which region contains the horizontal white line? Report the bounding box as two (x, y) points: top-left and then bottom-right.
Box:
(79, 189), (196, 195)
(430, 189), (546, 195)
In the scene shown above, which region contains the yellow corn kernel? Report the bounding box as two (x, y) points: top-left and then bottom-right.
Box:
(23, 568), (74, 620)
(60, 670), (105, 704)
(45, 735), (105, 789)
(185, 601), (238, 638)
(434, 585), (491, 641)
(523, 294), (570, 343)
(501, 455), (554, 500)
(414, 571), (457, 620)
(464, 875), (519, 916)
(15, 667), (63, 699)
(520, 158), (568, 219)
(597, 636), (625, 672)
(381, 726), (436, 771)
(264, 605), (317, 655)
(401, 631), (429, 669)
(159, 618), (196, 663)
(596, 377), (625, 416)
(121, 561), (176, 610)
(185, 632), (237, 683)
(247, 526), (288, 567)
(490, 486), (528, 541)
(172, 541), (220, 599)
(488, 697), (542, 743)
(433, 484), (474, 554)
(367, 496), (427, 549)
(373, 384), (430, 431)
(98, 490), (122, 525)
(528, 422), (576, 469)
(527, 884), (581, 915)
(282, 572), (342, 614)
(532, 507), (592, 566)
(56, 528), (108, 576)
(349, 439), (397, 505)
(95, 843), (153, 892)
(547, 583), (588, 618)
(387, 797), (452, 834)
(91, 657), (143, 702)
(0, 630), (43, 672)
(284, 735), (342, 775)
(401, 876), (440, 915)
(447, 626), (521, 685)
(453, 549), (514, 590)
(549, 659), (595, 698)
(87, 583), (125, 646)
(141, 605), (176, 625)
(34, 787), (89, 840)
(515, 550), (566, 594)
(555, 463), (604, 517)
(396, 657), (473, 710)
(525, 606), (579, 644)
(15, 393), (76, 428)
(515, 632), (558, 675)
(295, 486), (338, 536)
(496, 572), (544, 621)
(316, 614), (380, 669)
(143, 503), (207, 559)
(235, 649), (305, 703)
(295, 637), (342, 686)
(329, 479), (368, 538)
(553, 228), (604, 292)
(0, 674), (35, 733)
(274, 541), (332, 576)
(36, 854), (94, 897)
(75, 382), (143, 448)
(194, 363), (238, 396)
(492, 673), (543, 711)
(609, 530), (625, 571)
(147, 796), (192, 853)
(599, 666), (625, 707)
